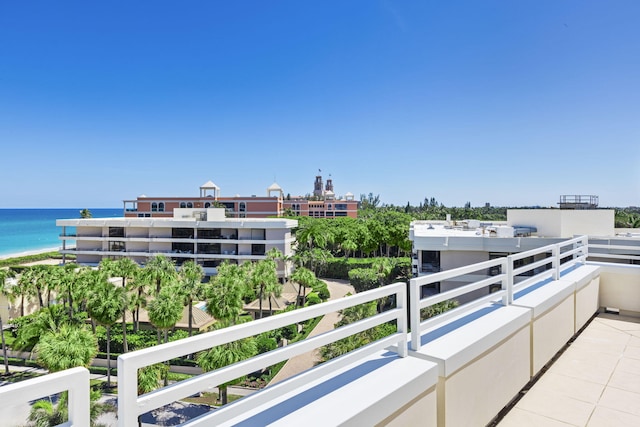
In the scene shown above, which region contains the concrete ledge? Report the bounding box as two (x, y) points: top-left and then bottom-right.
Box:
(410, 305), (531, 426)
(561, 265), (602, 331)
(512, 279), (576, 376)
(211, 350), (439, 427)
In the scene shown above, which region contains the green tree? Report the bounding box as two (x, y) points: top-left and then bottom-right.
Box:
(250, 259), (279, 319)
(79, 208), (93, 218)
(0, 269), (15, 374)
(290, 267), (316, 307)
(36, 324), (98, 372)
(143, 254), (177, 295)
(196, 336), (257, 405)
(101, 257), (138, 352)
(206, 262), (246, 325)
(147, 285), (183, 346)
(178, 260), (205, 337)
(87, 279), (125, 387)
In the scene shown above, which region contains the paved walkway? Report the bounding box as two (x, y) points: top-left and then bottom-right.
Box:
(498, 313), (640, 427)
(268, 279), (355, 385)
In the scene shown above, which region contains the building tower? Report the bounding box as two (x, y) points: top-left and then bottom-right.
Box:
(313, 173), (324, 198)
(325, 175), (334, 193)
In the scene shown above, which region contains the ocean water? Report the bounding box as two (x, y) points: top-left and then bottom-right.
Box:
(0, 208), (121, 257)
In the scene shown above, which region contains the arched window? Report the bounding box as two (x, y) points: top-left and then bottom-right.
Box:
(151, 202), (158, 212)
(180, 202), (186, 208)
(205, 202), (211, 208)
(239, 202), (246, 212)
(158, 202), (165, 212)
(187, 202), (193, 208)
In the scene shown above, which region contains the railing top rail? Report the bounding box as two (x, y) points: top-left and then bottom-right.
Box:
(119, 282), (405, 367)
(410, 258), (506, 287)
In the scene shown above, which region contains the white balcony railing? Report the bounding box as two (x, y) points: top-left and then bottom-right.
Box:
(117, 282), (407, 426)
(0, 367), (90, 426)
(409, 236), (588, 352)
(6, 235), (640, 426)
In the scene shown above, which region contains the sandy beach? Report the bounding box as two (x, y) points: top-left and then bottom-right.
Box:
(0, 247), (61, 262)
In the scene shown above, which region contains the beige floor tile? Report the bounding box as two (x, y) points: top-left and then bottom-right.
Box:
(597, 387), (640, 416)
(574, 328), (631, 348)
(587, 406), (640, 427)
(623, 345), (640, 360)
(517, 387), (595, 426)
(596, 316), (640, 331)
(608, 369), (640, 394)
(549, 356), (617, 385)
(628, 336), (640, 348)
(533, 372), (605, 404)
(499, 408), (576, 427)
(616, 357), (640, 376)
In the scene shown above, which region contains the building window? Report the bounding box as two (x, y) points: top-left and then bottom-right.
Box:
(151, 202), (158, 212)
(158, 202), (165, 212)
(205, 202), (211, 208)
(109, 227), (125, 238)
(252, 244), (266, 256)
(180, 202), (186, 208)
(335, 203), (347, 210)
(187, 202), (193, 208)
(110, 241), (126, 252)
(239, 202), (246, 212)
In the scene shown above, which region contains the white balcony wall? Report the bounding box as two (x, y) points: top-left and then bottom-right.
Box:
(126, 226), (148, 238)
(512, 279), (576, 376)
(591, 262), (640, 315)
(440, 251), (487, 271)
(411, 305), (531, 427)
(560, 264), (601, 331)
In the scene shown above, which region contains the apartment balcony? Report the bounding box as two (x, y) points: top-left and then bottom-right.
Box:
(2, 237), (639, 426)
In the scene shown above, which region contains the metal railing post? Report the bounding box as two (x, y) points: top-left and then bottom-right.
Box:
(410, 278), (421, 352)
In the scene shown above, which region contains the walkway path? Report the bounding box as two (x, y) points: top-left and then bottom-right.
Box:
(268, 278), (355, 385)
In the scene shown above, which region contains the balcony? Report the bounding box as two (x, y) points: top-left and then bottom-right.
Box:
(2, 237), (639, 426)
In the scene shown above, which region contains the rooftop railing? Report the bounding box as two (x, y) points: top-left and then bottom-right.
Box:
(0, 367), (90, 426)
(117, 282), (407, 426)
(7, 235), (639, 426)
(409, 236), (588, 351)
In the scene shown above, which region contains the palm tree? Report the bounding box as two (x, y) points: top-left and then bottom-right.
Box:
(147, 284), (182, 386)
(144, 254), (177, 295)
(79, 208), (93, 218)
(179, 261), (204, 337)
(101, 257), (138, 352)
(33, 324), (103, 426)
(36, 324), (98, 372)
(290, 267), (315, 307)
(87, 279), (125, 387)
(197, 336), (257, 405)
(206, 262), (248, 326)
(147, 284), (183, 345)
(250, 259), (278, 319)
(0, 269), (15, 374)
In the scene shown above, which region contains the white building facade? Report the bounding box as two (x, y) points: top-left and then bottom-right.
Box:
(57, 208), (297, 278)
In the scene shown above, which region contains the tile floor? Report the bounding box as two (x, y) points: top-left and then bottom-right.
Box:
(499, 314), (640, 427)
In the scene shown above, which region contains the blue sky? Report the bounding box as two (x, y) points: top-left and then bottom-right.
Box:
(1, 1), (638, 208)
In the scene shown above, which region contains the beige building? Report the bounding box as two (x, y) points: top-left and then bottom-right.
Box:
(57, 208), (297, 278)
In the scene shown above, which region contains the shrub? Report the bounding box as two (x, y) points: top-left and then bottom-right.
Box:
(311, 280), (330, 301)
(255, 334), (278, 354)
(305, 292), (321, 306)
(348, 268), (379, 293)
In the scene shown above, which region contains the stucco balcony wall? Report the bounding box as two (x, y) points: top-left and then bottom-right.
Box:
(410, 305), (531, 427)
(589, 262), (640, 316)
(560, 264), (601, 331)
(214, 350), (439, 427)
(511, 278), (576, 376)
